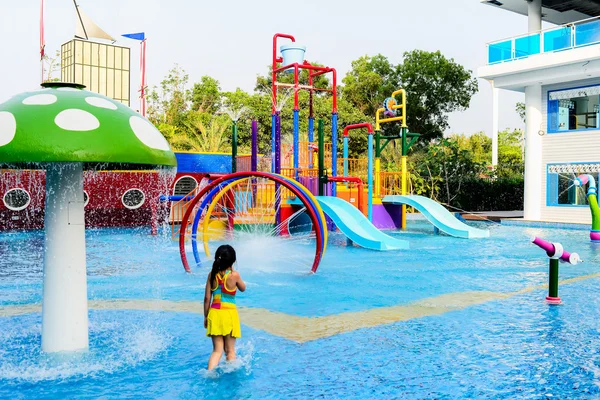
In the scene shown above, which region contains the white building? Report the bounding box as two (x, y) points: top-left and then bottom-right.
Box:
(478, 0), (600, 224)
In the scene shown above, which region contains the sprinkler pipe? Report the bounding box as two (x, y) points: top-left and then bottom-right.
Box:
(574, 174), (600, 241)
(531, 236), (581, 304)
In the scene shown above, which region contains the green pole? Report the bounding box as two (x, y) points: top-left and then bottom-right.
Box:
(232, 121), (238, 173)
(401, 127), (408, 156)
(548, 258), (560, 300)
(318, 119), (325, 196)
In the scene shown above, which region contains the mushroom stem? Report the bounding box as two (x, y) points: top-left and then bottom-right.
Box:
(42, 162), (89, 353)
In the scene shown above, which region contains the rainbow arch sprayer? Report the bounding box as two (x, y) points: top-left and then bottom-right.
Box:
(178, 171), (328, 274)
(574, 174), (600, 242)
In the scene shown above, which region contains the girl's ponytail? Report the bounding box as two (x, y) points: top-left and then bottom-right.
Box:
(209, 245), (237, 289)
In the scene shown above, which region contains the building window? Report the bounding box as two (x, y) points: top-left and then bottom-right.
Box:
(546, 164), (600, 206)
(173, 176), (198, 196)
(122, 188), (145, 209)
(548, 85), (600, 133)
(3, 188), (31, 211)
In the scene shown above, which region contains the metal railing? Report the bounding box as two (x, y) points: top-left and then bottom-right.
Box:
(487, 16), (600, 64)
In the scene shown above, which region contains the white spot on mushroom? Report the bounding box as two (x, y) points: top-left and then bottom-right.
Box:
(55, 109), (100, 131)
(57, 87), (80, 92)
(85, 97), (118, 110)
(22, 94), (57, 105)
(0, 112), (16, 147)
(129, 116), (171, 151)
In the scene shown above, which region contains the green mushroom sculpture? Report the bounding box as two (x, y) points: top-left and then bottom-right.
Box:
(0, 82), (176, 353)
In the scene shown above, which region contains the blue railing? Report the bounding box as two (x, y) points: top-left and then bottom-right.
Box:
(488, 17), (600, 64)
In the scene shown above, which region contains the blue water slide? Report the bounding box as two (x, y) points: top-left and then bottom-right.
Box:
(315, 196), (409, 251)
(382, 195), (490, 239)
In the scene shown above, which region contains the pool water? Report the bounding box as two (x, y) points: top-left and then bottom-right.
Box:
(2, 221), (600, 399)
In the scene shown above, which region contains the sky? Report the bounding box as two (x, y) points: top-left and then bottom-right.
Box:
(0, 0), (530, 136)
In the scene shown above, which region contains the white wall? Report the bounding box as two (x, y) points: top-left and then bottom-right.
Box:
(539, 78), (600, 223)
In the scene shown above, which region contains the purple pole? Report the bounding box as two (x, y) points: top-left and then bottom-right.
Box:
(251, 120), (258, 172)
(275, 112), (281, 174)
(275, 112), (281, 226)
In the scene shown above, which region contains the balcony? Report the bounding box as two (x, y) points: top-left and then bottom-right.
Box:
(487, 17), (600, 64)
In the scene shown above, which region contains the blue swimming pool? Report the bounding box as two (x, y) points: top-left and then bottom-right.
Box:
(2, 221), (600, 399)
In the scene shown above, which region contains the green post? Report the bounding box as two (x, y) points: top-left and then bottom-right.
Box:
(548, 258), (560, 300)
(401, 127), (408, 156)
(232, 121), (238, 173)
(318, 119), (325, 196)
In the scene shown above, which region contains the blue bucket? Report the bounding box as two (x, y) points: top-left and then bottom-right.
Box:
(280, 44), (306, 74)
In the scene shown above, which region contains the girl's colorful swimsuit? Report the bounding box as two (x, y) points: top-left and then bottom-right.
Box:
(206, 270), (241, 337)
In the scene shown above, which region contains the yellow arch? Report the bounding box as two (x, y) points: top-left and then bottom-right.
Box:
(202, 178), (249, 258)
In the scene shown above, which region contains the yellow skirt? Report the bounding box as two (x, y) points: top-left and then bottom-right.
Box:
(206, 308), (242, 338)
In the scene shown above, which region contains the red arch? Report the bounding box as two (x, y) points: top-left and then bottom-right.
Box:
(179, 172), (325, 273)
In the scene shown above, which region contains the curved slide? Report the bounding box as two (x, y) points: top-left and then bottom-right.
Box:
(382, 195), (489, 239)
(315, 196), (409, 250)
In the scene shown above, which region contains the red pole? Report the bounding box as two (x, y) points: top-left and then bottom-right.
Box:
(327, 176), (364, 214)
(272, 33), (295, 113)
(343, 123), (374, 136)
(40, 0), (45, 83)
(140, 39), (147, 116)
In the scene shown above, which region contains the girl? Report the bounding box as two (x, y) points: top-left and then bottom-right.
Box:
(204, 244), (246, 371)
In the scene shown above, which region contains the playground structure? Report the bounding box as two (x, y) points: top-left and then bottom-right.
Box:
(175, 33), (491, 274)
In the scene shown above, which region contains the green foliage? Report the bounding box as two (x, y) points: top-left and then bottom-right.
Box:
(147, 64), (190, 127)
(447, 178), (524, 211)
(191, 76), (221, 114)
(396, 50), (479, 142)
(516, 102), (526, 123)
(341, 55), (398, 116)
(410, 138), (486, 204)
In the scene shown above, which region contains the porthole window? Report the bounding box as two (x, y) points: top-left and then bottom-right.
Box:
(3, 188), (31, 211)
(83, 191), (89, 207)
(173, 176), (198, 196)
(122, 188), (145, 210)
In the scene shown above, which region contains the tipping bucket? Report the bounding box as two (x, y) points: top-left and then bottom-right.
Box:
(280, 44), (306, 74)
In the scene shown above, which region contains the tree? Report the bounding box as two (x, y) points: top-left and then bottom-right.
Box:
(341, 55), (398, 117)
(396, 50), (479, 142)
(410, 137), (485, 204)
(450, 132), (491, 164)
(147, 64), (190, 127)
(516, 102), (526, 123)
(42, 50), (61, 82)
(191, 76), (221, 114)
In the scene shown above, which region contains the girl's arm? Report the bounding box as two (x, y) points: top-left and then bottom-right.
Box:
(203, 274), (212, 327)
(231, 271), (246, 292)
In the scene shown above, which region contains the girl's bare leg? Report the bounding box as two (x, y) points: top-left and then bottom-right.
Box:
(224, 334), (236, 362)
(208, 336), (224, 370)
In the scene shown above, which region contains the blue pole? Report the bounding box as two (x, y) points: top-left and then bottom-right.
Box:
(271, 114), (276, 173)
(293, 109), (300, 180)
(331, 112), (338, 196)
(368, 134), (373, 222)
(343, 136), (348, 177)
(308, 117), (314, 168)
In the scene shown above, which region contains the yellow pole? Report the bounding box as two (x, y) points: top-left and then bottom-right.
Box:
(401, 155), (407, 230)
(375, 158), (381, 197)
